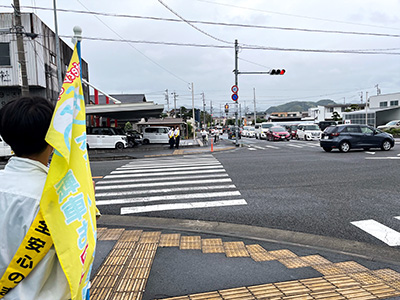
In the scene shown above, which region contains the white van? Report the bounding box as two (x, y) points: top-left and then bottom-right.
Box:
(86, 127), (128, 149)
(142, 126), (170, 144)
(0, 135), (13, 158)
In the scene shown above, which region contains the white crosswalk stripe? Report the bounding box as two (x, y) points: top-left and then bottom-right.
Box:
(351, 219), (400, 246)
(95, 154), (247, 214)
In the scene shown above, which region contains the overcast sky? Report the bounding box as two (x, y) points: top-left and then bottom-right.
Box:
(4, 0), (400, 114)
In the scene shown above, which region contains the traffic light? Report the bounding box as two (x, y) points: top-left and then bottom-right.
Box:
(224, 104), (229, 113)
(270, 69), (286, 75)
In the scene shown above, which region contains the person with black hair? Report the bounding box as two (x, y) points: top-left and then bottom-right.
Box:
(0, 96), (70, 299)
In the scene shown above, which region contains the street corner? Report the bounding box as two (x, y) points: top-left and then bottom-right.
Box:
(91, 227), (400, 300)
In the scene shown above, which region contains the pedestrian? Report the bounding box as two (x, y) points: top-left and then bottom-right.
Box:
(201, 128), (208, 146)
(0, 96), (70, 299)
(168, 127), (175, 149)
(174, 126), (180, 149)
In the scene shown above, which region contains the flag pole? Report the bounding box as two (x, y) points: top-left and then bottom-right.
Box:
(73, 26), (82, 78)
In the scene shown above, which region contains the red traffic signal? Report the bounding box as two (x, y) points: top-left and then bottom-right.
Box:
(270, 69), (286, 75)
(224, 104), (229, 110)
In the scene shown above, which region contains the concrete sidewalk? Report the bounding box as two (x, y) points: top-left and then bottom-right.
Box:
(91, 215), (400, 300)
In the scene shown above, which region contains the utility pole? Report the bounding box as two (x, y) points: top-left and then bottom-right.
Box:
(165, 89), (169, 115)
(234, 39), (239, 146)
(53, 0), (62, 89)
(191, 82), (195, 140)
(201, 92), (206, 128)
(171, 91), (177, 117)
(210, 100), (213, 126)
(13, 0), (29, 96)
(365, 91), (368, 125)
(253, 88), (256, 125)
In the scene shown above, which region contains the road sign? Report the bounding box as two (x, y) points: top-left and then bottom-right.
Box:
(231, 94), (238, 102)
(231, 85), (239, 93)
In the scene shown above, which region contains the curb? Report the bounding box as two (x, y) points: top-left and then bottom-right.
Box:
(97, 215), (400, 266)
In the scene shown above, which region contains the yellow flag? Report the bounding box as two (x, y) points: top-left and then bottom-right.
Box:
(41, 44), (96, 300)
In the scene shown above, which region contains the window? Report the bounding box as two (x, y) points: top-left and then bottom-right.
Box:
(0, 43), (11, 66)
(360, 126), (373, 134)
(380, 102), (388, 107)
(329, 108), (334, 112)
(50, 52), (57, 65)
(390, 100), (398, 106)
(145, 128), (158, 133)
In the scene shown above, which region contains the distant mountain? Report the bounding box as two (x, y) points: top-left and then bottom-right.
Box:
(266, 100), (336, 113)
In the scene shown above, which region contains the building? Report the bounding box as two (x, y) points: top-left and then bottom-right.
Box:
(343, 92), (400, 127)
(309, 104), (366, 122)
(0, 12), (89, 107)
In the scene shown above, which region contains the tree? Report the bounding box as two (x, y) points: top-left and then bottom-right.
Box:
(124, 122), (133, 132)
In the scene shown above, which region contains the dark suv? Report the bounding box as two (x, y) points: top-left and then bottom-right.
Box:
(320, 124), (395, 152)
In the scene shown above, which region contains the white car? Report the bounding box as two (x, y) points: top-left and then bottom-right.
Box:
(377, 120), (400, 131)
(87, 127), (128, 149)
(142, 126), (170, 144)
(296, 124), (322, 141)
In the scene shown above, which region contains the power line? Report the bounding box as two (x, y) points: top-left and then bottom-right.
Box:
(193, 0), (400, 31)
(58, 35), (400, 55)
(1, 5), (399, 38)
(74, 0), (190, 85)
(157, 0), (232, 44)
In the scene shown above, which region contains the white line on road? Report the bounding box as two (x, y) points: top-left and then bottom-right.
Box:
(286, 144), (303, 148)
(111, 165), (223, 174)
(351, 219), (400, 246)
(96, 191), (241, 206)
(365, 152), (376, 155)
(95, 178), (233, 191)
(265, 145), (280, 149)
(95, 184), (236, 197)
(120, 199), (247, 214)
(97, 173), (229, 185)
(118, 161), (221, 170)
(365, 157), (400, 160)
(248, 148), (257, 151)
(104, 168), (226, 179)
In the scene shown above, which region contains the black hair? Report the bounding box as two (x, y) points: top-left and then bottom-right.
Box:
(0, 96), (54, 157)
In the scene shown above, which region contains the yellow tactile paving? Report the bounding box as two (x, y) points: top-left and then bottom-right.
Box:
(246, 244), (276, 261)
(300, 254), (332, 266)
(202, 238), (225, 253)
(268, 249), (298, 259)
(94, 227), (400, 300)
(180, 235), (202, 250)
(159, 233), (181, 247)
(224, 241), (250, 257)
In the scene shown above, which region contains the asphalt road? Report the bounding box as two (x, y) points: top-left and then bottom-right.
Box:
(89, 138), (400, 249)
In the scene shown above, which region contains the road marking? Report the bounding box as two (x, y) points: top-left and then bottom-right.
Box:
(111, 165), (224, 174)
(365, 157), (400, 160)
(248, 148), (257, 151)
(97, 173), (229, 185)
(365, 151), (376, 155)
(118, 161), (221, 170)
(96, 184), (236, 197)
(265, 145), (280, 149)
(351, 219), (400, 246)
(120, 199), (247, 214)
(95, 178), (232, 190)
(286, 144), (303, 148)
(96, 191), (242, 206)
(104, 169), (227, 179)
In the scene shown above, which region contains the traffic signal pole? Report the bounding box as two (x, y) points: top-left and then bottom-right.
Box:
(234, 39), (239, 147)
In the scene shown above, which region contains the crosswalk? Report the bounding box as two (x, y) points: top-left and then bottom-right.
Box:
(95, 155), (247, 214)
(244, 141), (320, 151)
(351, 217), (400, 247)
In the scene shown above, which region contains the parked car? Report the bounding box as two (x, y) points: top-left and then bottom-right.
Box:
(87, 127), (128, 149)
(266, 126), (291, 141)
(142, 126), (170, 144)
(318, 121), (337, 131)
(377, 120), (400, 131)
(296, 124), (322, 140)
(247, 127), (256, 138)
(320, 124), (395, 152)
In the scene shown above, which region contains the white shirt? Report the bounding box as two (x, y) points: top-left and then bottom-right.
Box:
(0, 157), (70, 300)
(174, 128), (180, 137)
